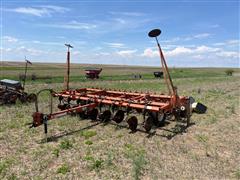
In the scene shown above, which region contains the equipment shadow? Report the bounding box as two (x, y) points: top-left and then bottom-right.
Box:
(39, 120), (195, 143)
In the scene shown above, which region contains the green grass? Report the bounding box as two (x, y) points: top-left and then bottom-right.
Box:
(85, 140), (93, 145)
(52, 148), (60, 158)
(57, 164), (70, 174)
(0, 159), (14, 177)
(80, 130), (97, 139)
(2, 63), (238, 84)
(59, 139), (73, 150)
(0, 63), (239, 179)
(7, 173), (18, 180)
(235, 169), (240, 179)
(196, 134), (209, 143)
(90, 159), (104, 171)
(124, 144), (147, 180)
(83, 155), (104, 171)
(84, 155), (94, 161)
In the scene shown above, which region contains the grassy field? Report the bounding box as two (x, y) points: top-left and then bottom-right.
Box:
(0, 62), (240, 179)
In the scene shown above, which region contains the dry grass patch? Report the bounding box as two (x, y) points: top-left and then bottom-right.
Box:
(0, 68), (239, 179)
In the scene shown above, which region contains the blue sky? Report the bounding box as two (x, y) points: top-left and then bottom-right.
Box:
(1, 0), (239, 67)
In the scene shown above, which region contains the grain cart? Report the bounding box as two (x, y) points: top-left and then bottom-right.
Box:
(0, 59), (37, 105)
(153, 71), (163, 78)
(30, 29), (192, 135)
(85, 67), (102, 79)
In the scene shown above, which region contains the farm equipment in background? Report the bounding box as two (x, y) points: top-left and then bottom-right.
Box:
(153, 71), (163, 78)
(85, 67), (102, 79)
(30, 29), (194, 135)
(0, 58), (37, 105)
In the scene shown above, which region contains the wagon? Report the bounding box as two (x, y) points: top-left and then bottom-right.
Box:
(85, 68), (102, 79)
(153, 71), (163, 78)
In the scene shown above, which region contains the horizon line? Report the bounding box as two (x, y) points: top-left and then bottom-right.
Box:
(1, 60), (239, 68)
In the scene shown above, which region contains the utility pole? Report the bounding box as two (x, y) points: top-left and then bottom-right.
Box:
(64, 44), (73, 90)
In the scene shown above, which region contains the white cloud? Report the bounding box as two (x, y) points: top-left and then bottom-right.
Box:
(142, 45), (239, 60)
(2, 36), (18, 43)
(1, 47), (12, 52)
(96, 52), (111, 56)
(16, 46), (43, 56)
(209, 24), (220, 28)
(217, 51), (239, 59)
(194, 45), (220, 53)
(192, 55), (205, 59)
(5, 5), (69, 17)
(213, 42), (225, 46)
(32, 40), (62, 46)
(39, 5), (69, 12)
(73, 41), (86, 45)
(104, 42), (125, 48)
(42, 20), (97, 30)
(32, 40), (40, 43)
(72, 51), (81, 55)
(226, 40), (239, 45)
(193, 33), (211, 39)
(162, 33), (211, 43)
(113, 18), (127, 24)
(165, 46), (192, 57)
(164, 45), (220, 57)
(109, 11), (144, 17)
(184, 33), (211, 41)
(141, 48), (158, 58)
(117, 49), (137, 57)
(162, 45), (178, 50)
(37, 14), (149, 34)
(213, 39), (239, 47)
(162, 37), (180, 43)
(2, 46), (44, 56)
(12, 7), (48, 17)
(94, 16), (151, 34)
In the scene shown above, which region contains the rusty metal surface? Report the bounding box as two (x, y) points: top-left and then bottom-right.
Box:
(30, 87), (190, 132)
(53, 88), (188, 113)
